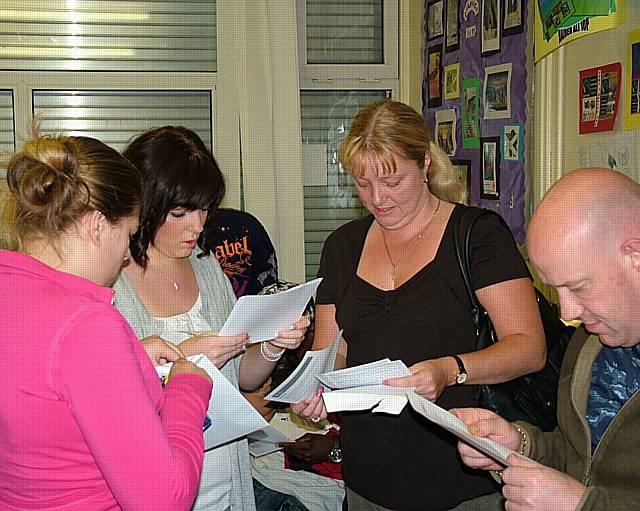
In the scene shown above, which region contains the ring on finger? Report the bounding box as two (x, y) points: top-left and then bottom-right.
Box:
(310, 416), (321, 423)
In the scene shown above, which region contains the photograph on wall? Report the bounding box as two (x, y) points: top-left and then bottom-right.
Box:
(428, 0), (445, 40)
(579, 62), (621, 134)
(484, 63), (512, 119)
(625, 28), (640, 130)
(503, 0), (524, 36)
(502, 123), (524, 162)
(481, 137), (501, 199)
(451, 159), (472, 197)
(428, 45), (443, 108)
(435, 109), (457, 157)
(481, 0), (501, 55)
(444, 63), (461, 100)
(462, 77), (481, 149)
(446, 0), (460, 50)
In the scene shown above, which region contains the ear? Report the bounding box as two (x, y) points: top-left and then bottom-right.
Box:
(80, 210), (106, 246)
(621, 238), (640, 270)
(423, 152), (432, 181)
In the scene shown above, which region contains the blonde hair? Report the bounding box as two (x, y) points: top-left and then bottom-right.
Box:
(338, 100), (467, 204)
(1, 134), (142, 250)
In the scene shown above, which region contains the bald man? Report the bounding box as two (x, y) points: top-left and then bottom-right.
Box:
(453, 168), (640, 511)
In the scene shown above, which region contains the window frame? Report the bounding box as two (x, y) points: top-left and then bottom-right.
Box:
(296, 0), (399, 81)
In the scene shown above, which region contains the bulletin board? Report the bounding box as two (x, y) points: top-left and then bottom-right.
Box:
(423, 0), (530, 243)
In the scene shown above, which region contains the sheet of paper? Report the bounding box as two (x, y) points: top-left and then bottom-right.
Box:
(316, 359), (410, 389)
(247, 411), (331, 457)
(265, 330), (342, 403)
(157, 354), (268, 450)
(302, 143), (328, 186)
(406, 392), (521, 467)
(322, 385), (410, 414)
(219, 278), (322, 343)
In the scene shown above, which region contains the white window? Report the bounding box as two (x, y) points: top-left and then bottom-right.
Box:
(0, 90), (15, 179)
(298, 0), (399, 280)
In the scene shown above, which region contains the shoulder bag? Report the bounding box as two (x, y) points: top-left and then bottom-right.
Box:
(453, 207), (575, 431)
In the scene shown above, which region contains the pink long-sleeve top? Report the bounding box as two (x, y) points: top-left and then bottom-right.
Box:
(0, 249), (212, 510)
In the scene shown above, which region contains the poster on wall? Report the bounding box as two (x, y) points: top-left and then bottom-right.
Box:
(462, 77), (481, 149)
(446, 0), (460, 50)
(451, 159), (472, 196)
(534, 0), (625, 63)
(625, 28), (640, 130)
(481, 0), (501, 55)
(444, 63), (461, 100)
(481, 137), (501, 199)
(435, 109), (458, 156)
(428, 45), (443, 108)
(503, 0), (524, 36)
(483, 63), (512, 119)
(502, 123), (524, 161)
(579, 62), (621, 134)
(537, 0), (614, 42)
(428, 0), (445, 40)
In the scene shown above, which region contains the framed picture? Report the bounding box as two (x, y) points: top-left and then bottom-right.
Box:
(481, 0), (501, 55)
(444, 63), (461, 100)
(481, 137), (501, 200)
(502, 122), (523, 162)
(484, 63), (512, 119)
(503, 0), (524, 36)
(446, 0), (460, 51)
(427, 44), (443, 108)
(462, 77), (481, 149)
(427, 0), (445, 40)
(435, 109), (457, 157)
(451, 159), (471, 197)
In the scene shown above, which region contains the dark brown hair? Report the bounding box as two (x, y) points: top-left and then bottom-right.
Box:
(122, 126), (226, 268)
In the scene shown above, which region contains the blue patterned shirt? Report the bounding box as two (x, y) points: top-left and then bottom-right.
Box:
(586, 344), (640, 453)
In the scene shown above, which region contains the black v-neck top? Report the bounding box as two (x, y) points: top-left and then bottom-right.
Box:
(317, 204), (530, 510)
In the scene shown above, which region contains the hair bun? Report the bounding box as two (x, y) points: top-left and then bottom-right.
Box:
(8, 137), (86, 210)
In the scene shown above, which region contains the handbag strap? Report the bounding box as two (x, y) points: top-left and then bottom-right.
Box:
(453, 208), (503, 349)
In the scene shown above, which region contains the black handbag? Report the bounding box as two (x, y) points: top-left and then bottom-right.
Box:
(453, 207), (575, 431)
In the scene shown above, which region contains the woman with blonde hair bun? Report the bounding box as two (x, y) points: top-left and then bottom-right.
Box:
(0, 134), (213, 510)
(294, 100), (546, 510)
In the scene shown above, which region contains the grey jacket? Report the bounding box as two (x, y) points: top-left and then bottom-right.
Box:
(113, 251), (256, 511)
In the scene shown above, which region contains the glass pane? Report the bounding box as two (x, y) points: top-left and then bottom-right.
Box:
(0, 1), (216, 72)
(306, 0), (383, 64)
(33, 90), (213, 151)
(300, 89), (389, 280)
(0, 90), (15, 179)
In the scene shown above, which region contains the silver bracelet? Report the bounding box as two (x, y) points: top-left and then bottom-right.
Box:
(260, 341), (284, 362)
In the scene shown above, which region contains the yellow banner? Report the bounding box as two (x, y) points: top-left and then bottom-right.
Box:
(535, 1), (627, 63)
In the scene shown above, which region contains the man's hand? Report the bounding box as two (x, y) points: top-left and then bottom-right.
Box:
(450, 407), (523, 471)
(502, 455), (588, 511)
(280, 433), (335, 465)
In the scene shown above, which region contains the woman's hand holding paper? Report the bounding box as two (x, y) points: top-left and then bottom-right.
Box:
(181, 332), (249, 368)
(268, 315), (310, 351)
(384, 358), (453, 402)
(141, 335), (185, 366)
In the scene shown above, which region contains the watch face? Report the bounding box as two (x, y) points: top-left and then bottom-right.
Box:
(456, 373), (468, 384)
(329, 447), (343, 463)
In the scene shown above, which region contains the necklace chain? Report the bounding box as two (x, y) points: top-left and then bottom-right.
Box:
(379, 198), (441, 286)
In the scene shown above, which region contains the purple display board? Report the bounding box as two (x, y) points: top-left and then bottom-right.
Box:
(423, 0), (529, 243)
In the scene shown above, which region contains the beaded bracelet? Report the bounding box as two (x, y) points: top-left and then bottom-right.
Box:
(260, 341), (285, 362)
(513, 423), (528, 455)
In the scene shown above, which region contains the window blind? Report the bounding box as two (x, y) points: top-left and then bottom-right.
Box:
(0, 90), (15, 179)
(0, 1), (216, 72)
(304, 0), (383, 64)
(32, 90), (213, 151)
(301, 89), (389, 280)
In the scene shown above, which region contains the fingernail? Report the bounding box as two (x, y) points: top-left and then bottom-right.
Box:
(316, 387), (324, 396)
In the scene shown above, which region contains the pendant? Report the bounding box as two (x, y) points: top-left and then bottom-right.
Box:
(172, 281), (180, 290)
